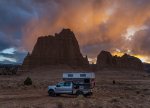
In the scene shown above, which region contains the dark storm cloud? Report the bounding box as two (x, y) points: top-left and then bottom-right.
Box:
(0, 0), (34, 63)
(0, 32), (10, 50)
(0, 0), (33, 51)
(132, 26), (150, 55)
(0, 0), (33, 31)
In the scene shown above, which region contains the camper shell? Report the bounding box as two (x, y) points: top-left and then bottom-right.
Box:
(63, 72), (95, 89)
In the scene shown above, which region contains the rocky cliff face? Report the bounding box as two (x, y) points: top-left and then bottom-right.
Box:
(22, 29), (89, 68)
(96, 51), (144, 70)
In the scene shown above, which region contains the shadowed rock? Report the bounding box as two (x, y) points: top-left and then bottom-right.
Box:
(22, 29), (89, 69)
(96, 51), (144, 71)
(96, 51), (113, 68)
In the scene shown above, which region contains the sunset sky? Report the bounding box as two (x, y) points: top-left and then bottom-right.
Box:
(0, 0), (150, 64)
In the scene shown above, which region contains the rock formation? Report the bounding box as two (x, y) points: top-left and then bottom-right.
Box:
(96, 51), (114, 68)
(96, 51), (144, 70)
(22, 28), (144, 71)
(22, 29), (89, 68)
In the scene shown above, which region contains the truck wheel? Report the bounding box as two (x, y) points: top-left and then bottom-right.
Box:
(56, 94), (61, 96)
(84, 94), (88, 97)
(84, 93), (92, 97)
(48, 89), (56, 97)
(76, 91), (84, 97)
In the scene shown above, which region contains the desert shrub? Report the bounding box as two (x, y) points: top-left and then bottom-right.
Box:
(136, 90), (140, 94)
(24, 77), (32, 86)
(113, 80), (116, 84)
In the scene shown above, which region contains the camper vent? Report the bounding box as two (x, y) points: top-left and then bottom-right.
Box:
(68, 74), (73, 77)
(80, 74), (86, 77)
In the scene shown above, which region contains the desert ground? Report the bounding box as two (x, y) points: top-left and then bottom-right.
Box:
(0, 66), (150, 108)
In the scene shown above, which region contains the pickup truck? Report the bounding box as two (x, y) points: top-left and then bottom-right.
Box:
(48, 81), (93, 97)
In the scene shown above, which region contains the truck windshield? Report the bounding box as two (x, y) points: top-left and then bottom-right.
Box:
(57, 82), (64, 87)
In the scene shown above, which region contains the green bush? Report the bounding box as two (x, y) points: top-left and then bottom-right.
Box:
(24, 77), (32, 86)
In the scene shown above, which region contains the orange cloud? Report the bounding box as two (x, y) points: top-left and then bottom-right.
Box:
(22, 0), (150, 63)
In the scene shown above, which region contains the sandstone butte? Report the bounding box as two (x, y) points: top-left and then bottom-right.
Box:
(96, 50), (144, 71)
(22, 29), (89, 69)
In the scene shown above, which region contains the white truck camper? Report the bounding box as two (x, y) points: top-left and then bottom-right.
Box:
(48, 72), (95, 97)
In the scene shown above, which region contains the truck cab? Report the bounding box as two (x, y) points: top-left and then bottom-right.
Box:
(48, 82), (73, 94)
(48, 72), (95, 97)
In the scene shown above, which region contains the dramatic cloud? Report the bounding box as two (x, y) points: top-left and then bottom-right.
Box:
(0, 0), (150, 63)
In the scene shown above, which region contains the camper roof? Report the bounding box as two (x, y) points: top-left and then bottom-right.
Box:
(63, 72), (95, 79)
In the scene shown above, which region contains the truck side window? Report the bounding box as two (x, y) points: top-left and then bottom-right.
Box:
(68, 74), (73, 77)
(64, 82), (71, 86)
(57, 82), (64, 87)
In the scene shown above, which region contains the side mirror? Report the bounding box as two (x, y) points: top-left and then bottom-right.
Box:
(56, 85), (60, 87)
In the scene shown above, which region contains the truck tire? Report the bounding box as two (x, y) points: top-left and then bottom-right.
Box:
(84, 92), (92, 97)
(48, 89), (56, 97)
(76, 90), (84, 97)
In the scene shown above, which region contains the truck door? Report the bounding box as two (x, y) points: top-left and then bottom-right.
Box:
(55, 82), (64, 93)
(63, 82), (72, 94)
(55, 82), (72, 94)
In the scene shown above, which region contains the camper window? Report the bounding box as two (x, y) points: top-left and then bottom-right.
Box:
(68, 74), (73, 77)
(80, 74), (86, 77)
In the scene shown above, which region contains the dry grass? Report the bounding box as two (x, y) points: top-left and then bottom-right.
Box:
(0, 67), (150, 108)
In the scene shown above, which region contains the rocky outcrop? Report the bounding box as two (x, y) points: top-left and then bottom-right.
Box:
(114, 54), (144, 70)
(96, 51), (144, 70)
(22, 29), (89, 68)
(96, 51), (114, 68)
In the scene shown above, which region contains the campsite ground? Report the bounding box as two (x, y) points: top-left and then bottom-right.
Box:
(0, 67), (150, 108)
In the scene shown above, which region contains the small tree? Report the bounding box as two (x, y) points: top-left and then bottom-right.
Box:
(24, 77), (32, 86)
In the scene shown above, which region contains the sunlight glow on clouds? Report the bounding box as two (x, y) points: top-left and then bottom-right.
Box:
(88, 58), (97, 64)
(134, 55), (150, 63)
(123, 25), (148, 41)
(112, 49), (150, 63)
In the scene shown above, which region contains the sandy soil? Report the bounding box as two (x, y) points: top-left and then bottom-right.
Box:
(0, 67), (150, 108)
